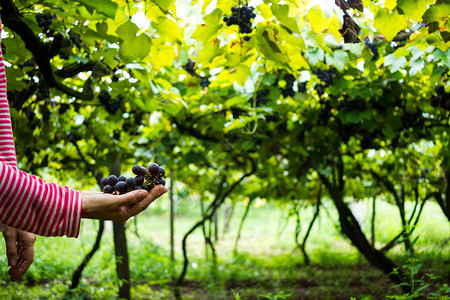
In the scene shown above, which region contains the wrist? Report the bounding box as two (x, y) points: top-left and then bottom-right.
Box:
(80, 191), (96, 219)
(0, 223), (8, 233)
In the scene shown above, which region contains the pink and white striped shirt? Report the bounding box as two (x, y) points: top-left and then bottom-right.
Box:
(0, 20), (81, 237)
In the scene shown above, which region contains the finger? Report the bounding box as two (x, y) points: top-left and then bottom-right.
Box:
(10, 244), (34, 281)
(129, 185), (168, 216)
(9, 243), (24, 275)
(115, 189), (148, 207)
(3, 229), (18, 267)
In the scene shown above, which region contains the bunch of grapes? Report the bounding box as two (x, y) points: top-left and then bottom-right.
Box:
(98, 90), (123, 114)
(281, 74), (296, 98)
(101, 162), (166, 194)
(200, 78), (210, 89)
(338, 98), (367, 113)
(298, 82), (307, 93)
(36, 13), (55, 37)
(318, 99), (332, 125)
(223, 5), (256, 34)
(249, 89), (269, 107)
(69, 32), (82, 48)
(314, 68), (335, 86)
(183, 59), (196, 76)
(364, 37), (379, 60)
(431, 86), (450, 110)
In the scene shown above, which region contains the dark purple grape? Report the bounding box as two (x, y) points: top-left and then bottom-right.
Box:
(157, 177), (166, 186)
(115, 181), (127, 193)
(148, 163), (160, 175)
(103, 185), (114, 193)
(158, 167), (166, 177)
(142, 185), (152, 192)
(108, 175), (118, 186)
(126, 177), (136, 189)
(100, 177), (109, 187)
(134, 186), (142, 190)
(135, 175), (144, 186)
(118, 175), (127, 182)
(132, 165), (147, 176)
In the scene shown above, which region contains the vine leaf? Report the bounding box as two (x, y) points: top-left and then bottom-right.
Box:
(307, 5), (329, 34)
(422, 2), (450, 24)
(397, 0), (430, 21)
(271, 4), (300, 34)
(374, 9), (408, 42)
(74, 0), (118, 18)
(152, 0), (175, 11)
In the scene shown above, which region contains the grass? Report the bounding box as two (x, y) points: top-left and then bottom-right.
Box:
(0, 197), (449, 299)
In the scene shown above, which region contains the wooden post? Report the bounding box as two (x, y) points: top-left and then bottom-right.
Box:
(110, 160), (131, 300)
(170, 170), (175, 262)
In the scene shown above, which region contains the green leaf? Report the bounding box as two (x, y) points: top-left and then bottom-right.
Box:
(120, 34), (151, 60)
(192, 9), (222, 43)
(154, 17), (182, 43)
(305, 48), (325, 65)
(325, 50), (348, 71)
(197, 43), (223, 66)
(422, 2), (450, 23)
(432, 48), (450, 68)
(412, 262), (423, 275)
(383, 53), (407, 72)
(345, 111), (362, 123)
(271, 4), (299, 34)
(425, 33), (449, 52)
(2, 44), (29, 63)
(410, 58), (425, 76)
(382, 125), (396, 138)
(225, 96), (248, 107)
(228, 65), (252, 86)
(255, 30), (290, 63)
(307, 5), (328, 34)
(116, 21), (139, 40)
(223, 116), (258, 132)
(384, 0), (397, 11)
(153, 0), (174, 10)
(74, 0), (118, 18)
(374, 9), (408, 41)
(397, 0), (430, 21)
(5, 67), (26, 91)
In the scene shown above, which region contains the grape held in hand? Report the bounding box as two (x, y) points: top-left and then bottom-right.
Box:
(101, 162), (166, 194)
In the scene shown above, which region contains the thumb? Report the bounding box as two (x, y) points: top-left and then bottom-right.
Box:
(116, 190), (148, 206)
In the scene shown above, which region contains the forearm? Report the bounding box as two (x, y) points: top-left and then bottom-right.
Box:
(0, 161), (81, 237)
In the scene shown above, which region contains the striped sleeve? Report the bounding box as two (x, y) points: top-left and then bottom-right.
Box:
(0, 19), (82, 237)
(0, 162), (81, 237)
(0, 36), (18, 168)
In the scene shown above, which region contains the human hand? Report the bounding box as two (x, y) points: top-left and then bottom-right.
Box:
(81, 184), (168, 222)
(2, 228), (36, 281)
